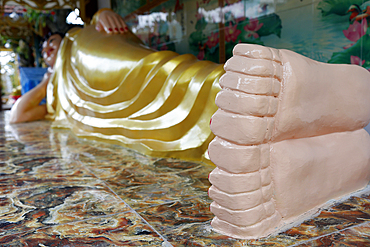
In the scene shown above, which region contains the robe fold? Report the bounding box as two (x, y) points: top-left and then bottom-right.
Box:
(46, 25), (224, 163)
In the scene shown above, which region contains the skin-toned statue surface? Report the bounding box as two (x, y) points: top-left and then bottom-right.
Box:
(8, 8), (370, 240)
(208, 44), (370, 239)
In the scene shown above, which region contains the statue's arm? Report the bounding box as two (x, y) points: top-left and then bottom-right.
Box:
(9, 71), (51, 123)
(9, 9), (138, 124)
(91, 8), (129, 35)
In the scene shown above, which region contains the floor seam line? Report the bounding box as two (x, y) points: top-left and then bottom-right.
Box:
(76, 159), (174, 246)
(288, 220), (370, 246)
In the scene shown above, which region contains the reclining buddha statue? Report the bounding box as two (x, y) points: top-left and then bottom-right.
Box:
(9, 9), (370, 239)
(11, 9), (224, 162)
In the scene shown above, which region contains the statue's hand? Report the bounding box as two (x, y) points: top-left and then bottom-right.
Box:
(39, 70), (52, 90)
(95, 10), (128, 34)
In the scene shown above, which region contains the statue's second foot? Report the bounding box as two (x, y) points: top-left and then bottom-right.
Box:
(208, 44), (370, 239)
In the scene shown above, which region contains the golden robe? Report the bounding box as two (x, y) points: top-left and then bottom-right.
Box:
(46, 25), (224, 163)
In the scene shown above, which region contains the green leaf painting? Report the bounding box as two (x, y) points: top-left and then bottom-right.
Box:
(317, 0), (363, 16)
(257, 14), (282, 38)
(224, 14), (282, 60)
(329, 34), (370, 69)
(189, 13), (282, 62)
(318, 0), (370, 70)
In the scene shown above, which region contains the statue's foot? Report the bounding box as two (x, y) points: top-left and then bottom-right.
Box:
(208, 44), (370, 239)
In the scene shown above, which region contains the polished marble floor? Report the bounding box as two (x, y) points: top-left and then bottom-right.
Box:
(1, 110), (370, 246)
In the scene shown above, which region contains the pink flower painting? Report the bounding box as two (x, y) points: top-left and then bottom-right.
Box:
(197, 49), (205, 60)
(244, 18), (263, 39)
(343, 20), (367, 49)
(350, 55), (365, 66)
(195, 2), (203, 20)
(225, 22), (241, 43)
(197, 43), (206, 60)
(205, 32), (219, 48)
(160, 43), (168, 51)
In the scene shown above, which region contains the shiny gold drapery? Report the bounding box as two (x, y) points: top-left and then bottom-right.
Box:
(47, 25), (223, 162)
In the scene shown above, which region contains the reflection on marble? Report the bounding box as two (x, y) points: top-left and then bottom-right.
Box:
(299, 223), (370, 246)
(1, 110), (370, 246)
(0, 212), (165, 246)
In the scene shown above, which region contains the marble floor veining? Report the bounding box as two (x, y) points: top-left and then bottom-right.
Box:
(1, 110), (370, 246)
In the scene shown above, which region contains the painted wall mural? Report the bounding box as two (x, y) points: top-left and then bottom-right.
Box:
(321, 0), (370, 71)
(112, 0), (370, 70)
(189, 0), (282, 62)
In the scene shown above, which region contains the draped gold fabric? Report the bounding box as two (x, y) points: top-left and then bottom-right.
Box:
(46, 25), (224, 163)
